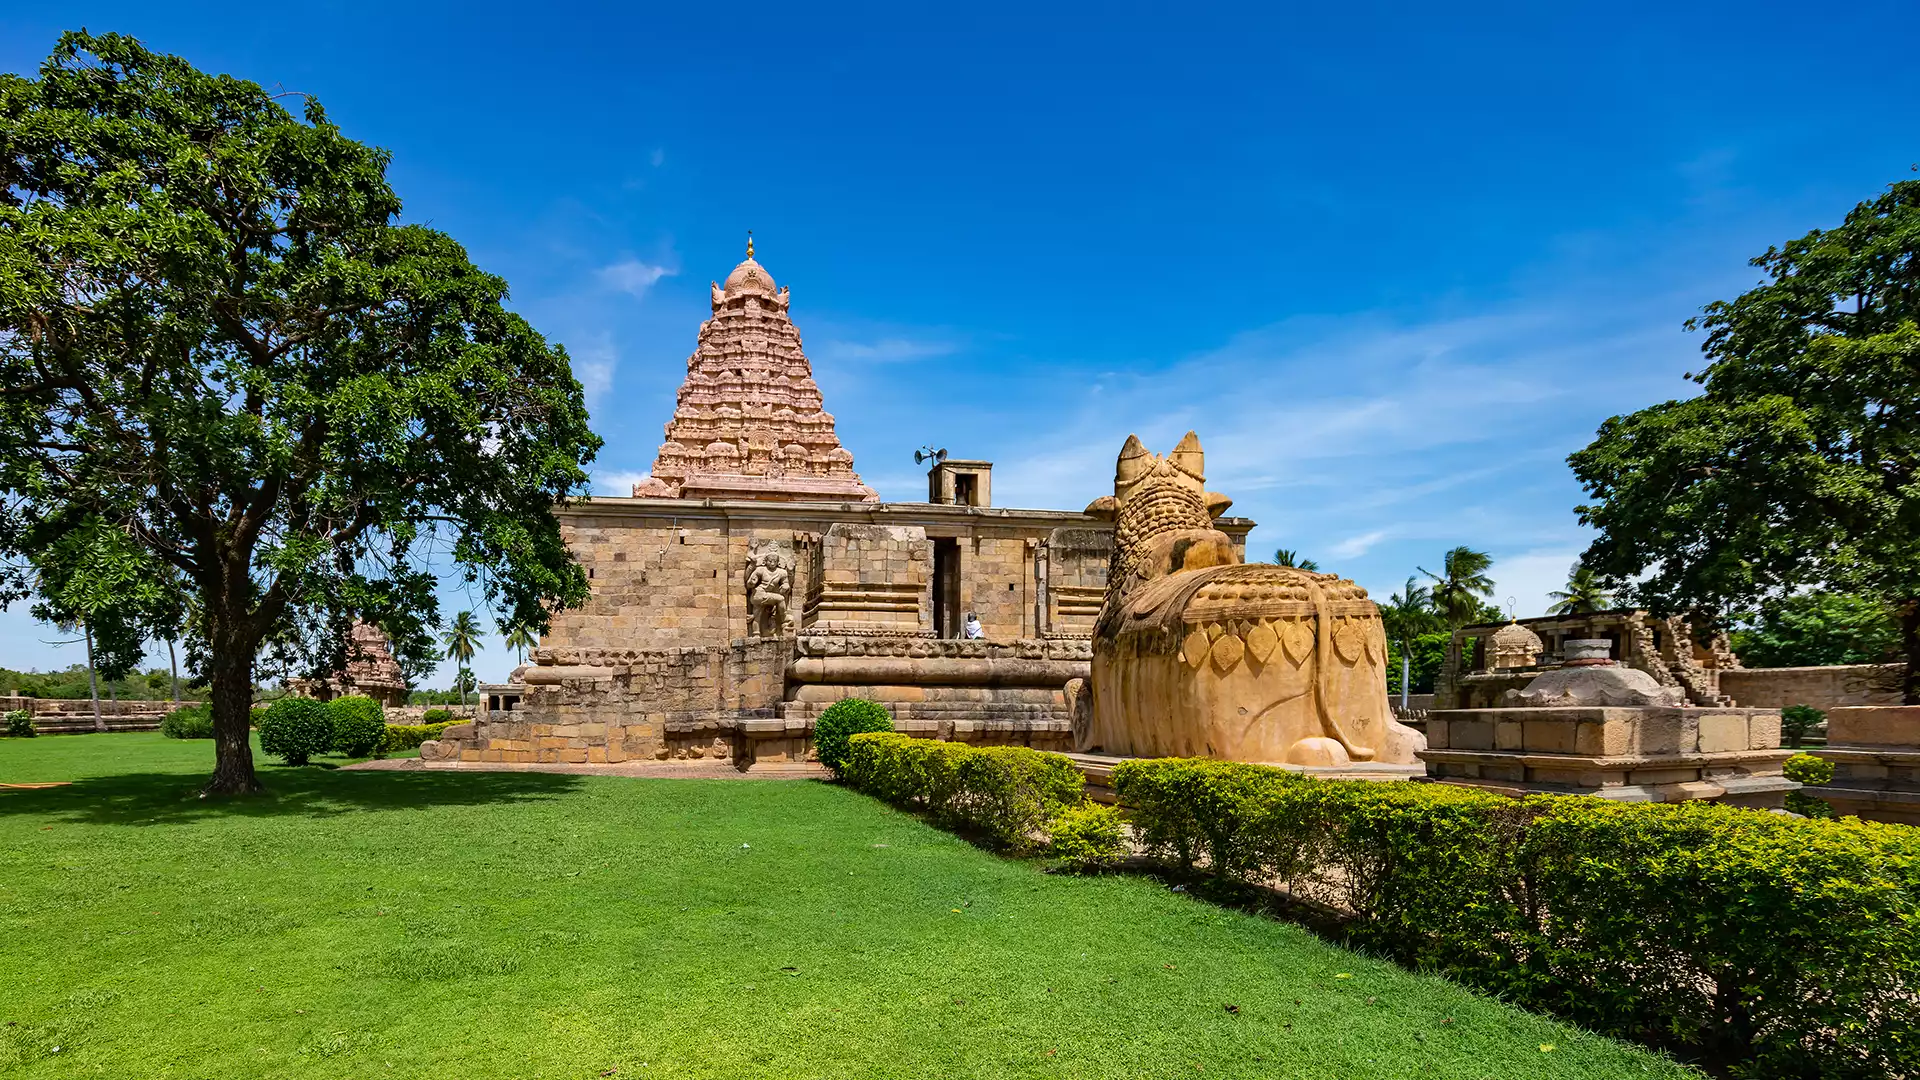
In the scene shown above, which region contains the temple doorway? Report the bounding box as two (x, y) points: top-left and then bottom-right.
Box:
(933, 537), (961, 637)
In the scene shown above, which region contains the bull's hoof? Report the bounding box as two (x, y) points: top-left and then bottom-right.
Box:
(1285, 737), (1351, 767)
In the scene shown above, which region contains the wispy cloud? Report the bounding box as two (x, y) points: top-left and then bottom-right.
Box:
(572, 333), (618, 408)
(648, 147), (666, 168)
(1330, 529), (1389, 559)
(592, 469), (653, 496)
(815, 335), (964, 364)
(597, 258), (675, 297)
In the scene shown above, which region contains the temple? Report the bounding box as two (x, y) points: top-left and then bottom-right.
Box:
(427, 245), (1254, 767)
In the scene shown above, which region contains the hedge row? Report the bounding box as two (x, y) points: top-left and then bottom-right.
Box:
(1112, 757), (1920, 1080)
(842, 732), (1090, 853)
(382, 720), (459, 753)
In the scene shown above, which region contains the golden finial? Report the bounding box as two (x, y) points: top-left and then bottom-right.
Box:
(745, 230), (754, 259)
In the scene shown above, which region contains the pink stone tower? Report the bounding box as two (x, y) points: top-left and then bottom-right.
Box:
(632, 238), (878, 502)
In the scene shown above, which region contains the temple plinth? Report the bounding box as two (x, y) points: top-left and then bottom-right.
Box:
(633, 240), (877, 503)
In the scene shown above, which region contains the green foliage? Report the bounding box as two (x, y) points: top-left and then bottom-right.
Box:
(159, 703), (214, 740)
(0, 32), (601, 792)
(1271, 549), (1319, 572)
(1420, 546), (1496, 628)
(812, 698), (894, 777)
(0, 664), (205, 702)
(327, 695), (387, 757)
(4, 709), (34, 737)
(1730, 592), (1900, 668)
(257, 698), (334, 766)
(842, 733), (1087, 852)
(1783, 752), (1835, 786)
(1110, 756), (1920, 1079)
(1049, 803), (1126, 870)
(1384, 631), (1450, 695)
(250, 705), (268, 729)
(421, 708), (453, 723)
(1379, 576), (1442, 643)
(1547, 561), (1613, 615)
(1572, 180), (1920, 701)
(1780, 704), (1826, 748)
(379, 720), (458, 753)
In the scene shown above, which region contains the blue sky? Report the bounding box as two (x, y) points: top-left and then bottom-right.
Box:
(3, 3), (1916, 685)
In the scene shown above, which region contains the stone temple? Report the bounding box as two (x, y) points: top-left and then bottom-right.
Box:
(427, 245), (1253, 767)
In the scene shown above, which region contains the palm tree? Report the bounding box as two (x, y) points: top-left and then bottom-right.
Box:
(1420, 546), (1496, 629)
(501, 620), (537, 665)
(1273, 548), (1321, 572)
(441, 611), (481, 706)
(1548, 562), (1613, 615)
(1380, 576), (1440, 642)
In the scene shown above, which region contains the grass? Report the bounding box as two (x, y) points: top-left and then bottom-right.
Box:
(0, 733), (1697, 1079)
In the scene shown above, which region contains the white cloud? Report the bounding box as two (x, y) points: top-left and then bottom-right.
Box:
(592, 470), (653, 496)
(571, 333), (618, 408)
(597, 258), (674, 297)
(1330, 529), (1389, 559)
(816, 336), (963, 364)
(649, 147), (666, 168)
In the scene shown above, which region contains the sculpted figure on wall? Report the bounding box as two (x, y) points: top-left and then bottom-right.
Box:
(746, 544), (795, 637)
(1082, 432), (1423, 767)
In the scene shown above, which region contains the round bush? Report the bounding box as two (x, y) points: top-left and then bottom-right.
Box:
(1782, 751), (1835, 786)
(5, 709), (35, 738)
(1050, 802), (1126, 870)
(813, 698), (893, 777)
(159, 703), (214, 739)
(258, 697), (335, 765)
(328, 695), (388, 757)
(422, 707), (452, 723)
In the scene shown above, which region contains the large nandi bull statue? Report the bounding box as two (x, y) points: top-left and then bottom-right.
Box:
(1079, 432), (1423, 767)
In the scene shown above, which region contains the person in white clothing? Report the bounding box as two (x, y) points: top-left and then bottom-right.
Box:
(962, 612), (985, 639)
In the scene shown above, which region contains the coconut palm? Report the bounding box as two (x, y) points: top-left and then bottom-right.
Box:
(1380, 576), (1441, 642)
(1420, 546), (1496, 628)
(441, 611), (481, 705)
(501, 620), (537, 665)
(1273, 548), (1321, 572)
(1548, 562), (1613, 615)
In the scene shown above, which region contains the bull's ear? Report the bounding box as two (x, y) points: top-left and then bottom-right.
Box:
(1083, 495), (1118, 520)
(1170, 430), (1204, 478)
(1115, 434), (1151, 487)
(1205, 492), (1233, 518)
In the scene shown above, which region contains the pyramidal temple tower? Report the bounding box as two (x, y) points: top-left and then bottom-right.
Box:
(632, 239), (878, 502)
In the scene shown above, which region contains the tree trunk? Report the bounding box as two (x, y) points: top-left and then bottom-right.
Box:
(203, 639), (262, 797)
(85, 622), (104, 732)
(168, 639), (179, 703)
(1902, 600), (1920, 706)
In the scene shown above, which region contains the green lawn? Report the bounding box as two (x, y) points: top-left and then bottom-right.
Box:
(0, 733), (1695, 1079)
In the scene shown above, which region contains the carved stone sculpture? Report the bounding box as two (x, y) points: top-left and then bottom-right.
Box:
(1082, 432), (1423, 767)
(746, 544), (795, 637)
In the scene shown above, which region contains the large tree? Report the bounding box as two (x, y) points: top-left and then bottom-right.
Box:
(1419, 546), (1497, 628)
(1571, 179), (1920, 700)
(0, 33), (600, 792)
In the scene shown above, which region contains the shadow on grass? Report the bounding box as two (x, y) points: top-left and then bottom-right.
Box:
(0, 766), (584, 827)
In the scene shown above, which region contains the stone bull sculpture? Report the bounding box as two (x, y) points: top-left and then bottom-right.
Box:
(1077, 432), (1423, 767)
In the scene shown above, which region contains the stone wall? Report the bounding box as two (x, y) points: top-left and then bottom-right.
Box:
(1045, 527), (1110, 638)
(1718, 664), (1904, 710)
(804, 524), (931, 635)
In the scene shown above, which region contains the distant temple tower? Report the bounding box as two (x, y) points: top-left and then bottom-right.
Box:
(632, 237), (878, 502)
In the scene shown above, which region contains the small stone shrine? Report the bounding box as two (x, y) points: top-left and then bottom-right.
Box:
(289, 621), (409, 708)
(1421, 637), (1795, 806)
(423, 245), (1254, 768)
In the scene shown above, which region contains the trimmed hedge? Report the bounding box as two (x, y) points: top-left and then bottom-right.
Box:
(843, 733), (1085, 852)
(813, 698), (894, 777)
(160, 703), (215, 739)
(1111, 757), (1920, 1079)
(327, 695), (387, 757)
(258, 697), (334, 765)
(421, 708), (453, 723)
(1049, 803), (1126, 869)
(381, 720), (459, 754)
